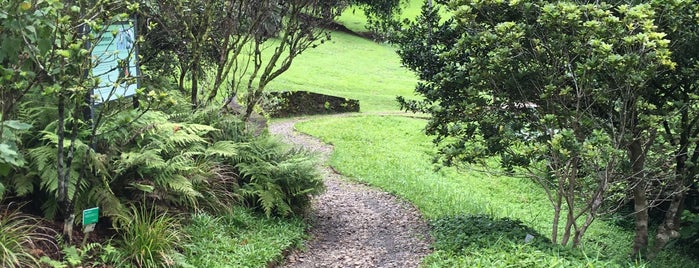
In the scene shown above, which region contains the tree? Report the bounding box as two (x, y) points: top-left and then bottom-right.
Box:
(634, 0), (699, 258)
(1, 0), (146, 240)
(396, 0), (673, 248)
(140, 0), (408, 117)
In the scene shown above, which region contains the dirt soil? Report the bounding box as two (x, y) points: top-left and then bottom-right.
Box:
(269, 117), (431, 268)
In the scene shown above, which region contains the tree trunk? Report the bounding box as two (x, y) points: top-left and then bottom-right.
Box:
(648, 194), (685, 259)
(573, 175), (607, 247)
(178, 64), (188, 94)
(629, 138), (649, 257)
(191, 62), (199, 109)
(552, 196), (561, 244)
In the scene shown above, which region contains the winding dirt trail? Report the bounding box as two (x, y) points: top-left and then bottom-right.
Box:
(269, 117), (431, 268)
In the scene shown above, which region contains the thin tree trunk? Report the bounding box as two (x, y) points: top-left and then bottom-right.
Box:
(552, 195), (561, 244)
(178, 64), (188, 94)
(573, 174), (607, 247)
(191, 61), (199, 109)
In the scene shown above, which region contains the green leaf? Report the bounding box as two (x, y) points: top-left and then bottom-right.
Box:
(3, 120), (32, 130)
(129, 182), (155, 193)
(0, 163), (10, 176)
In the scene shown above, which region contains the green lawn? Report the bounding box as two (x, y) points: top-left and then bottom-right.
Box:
(263, 0), (428, 113)
(336, 0), (425, 33)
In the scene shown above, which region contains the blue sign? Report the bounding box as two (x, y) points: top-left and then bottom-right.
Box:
(91, 21), (139, 103)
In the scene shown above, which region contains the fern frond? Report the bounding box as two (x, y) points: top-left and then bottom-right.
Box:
(165, 154), (197, 173)
(10, 173), (36, 196)
(41, 195), (60, 219)
(205, 141), (242, 159)
(164, 132), (208, 152)
(87, 186), (125, 223)
(181, 124), (218, 136)
(117, 150), (166, 173)
(157, 174), (202, 208)
(38, 131), (90, 151)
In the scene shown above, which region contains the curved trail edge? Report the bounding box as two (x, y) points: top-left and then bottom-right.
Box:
(269, 115), (431, 268)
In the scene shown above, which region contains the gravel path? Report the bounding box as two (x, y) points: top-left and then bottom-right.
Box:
(269, 118), (431, 268)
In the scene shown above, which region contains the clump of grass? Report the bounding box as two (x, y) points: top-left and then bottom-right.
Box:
(182, 209), (306, 267)
(114, 204), (185, 267)
(0, 204), (56, 268)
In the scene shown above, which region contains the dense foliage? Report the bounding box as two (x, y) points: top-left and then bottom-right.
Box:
(396, 0), (699, 258)
(0, 0), (326, 266)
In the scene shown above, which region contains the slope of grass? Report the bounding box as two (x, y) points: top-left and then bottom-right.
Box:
(295, 115), (697, 267)
(265, 31), (418, 113)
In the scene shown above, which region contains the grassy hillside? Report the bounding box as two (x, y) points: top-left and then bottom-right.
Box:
(265, 31), (418, 113)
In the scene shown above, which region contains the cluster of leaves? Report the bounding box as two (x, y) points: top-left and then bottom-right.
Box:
(430, 214), (550, 252)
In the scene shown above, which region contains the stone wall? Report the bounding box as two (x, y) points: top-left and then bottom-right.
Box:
(268, 91), (360, 118)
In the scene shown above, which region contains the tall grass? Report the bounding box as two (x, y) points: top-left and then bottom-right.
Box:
(295, 115), (697, 267)
(115, 204), (185, 267)
(0, 205), (55, 268)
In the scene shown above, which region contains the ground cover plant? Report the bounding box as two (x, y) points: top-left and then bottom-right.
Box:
(296, 115), (698, 267)
(182, 209), (306, 268)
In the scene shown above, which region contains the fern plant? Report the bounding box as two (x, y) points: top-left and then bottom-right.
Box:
(234, 135), (323, 217)
(108, 110), (245, 212)
(16, 129), (113, 220)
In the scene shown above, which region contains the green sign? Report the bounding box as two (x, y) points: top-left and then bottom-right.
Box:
(82, 207), (99, 226)
(91, 20), (139, 103)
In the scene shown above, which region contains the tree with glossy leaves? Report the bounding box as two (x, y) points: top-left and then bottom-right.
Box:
(395, 0), (675, 249)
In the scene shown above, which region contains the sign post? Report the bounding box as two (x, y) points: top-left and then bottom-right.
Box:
(82, 207), (99, 233)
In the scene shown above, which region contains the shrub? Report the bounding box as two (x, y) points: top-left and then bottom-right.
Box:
(0, 205), (56, 268)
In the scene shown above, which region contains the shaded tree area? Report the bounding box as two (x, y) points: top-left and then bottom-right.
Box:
(395, 0), (698, 259)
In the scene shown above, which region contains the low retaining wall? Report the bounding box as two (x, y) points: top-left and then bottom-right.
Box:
(268, 91), (360, 118)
